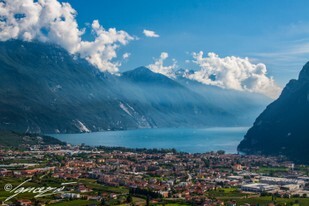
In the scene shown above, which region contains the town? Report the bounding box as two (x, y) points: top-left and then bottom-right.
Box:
(0, 143), (308, 206)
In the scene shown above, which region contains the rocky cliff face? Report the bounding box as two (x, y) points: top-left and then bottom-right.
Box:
(238, 62), (309, 164)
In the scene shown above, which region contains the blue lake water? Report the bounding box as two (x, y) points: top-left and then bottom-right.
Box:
(52, 127), (248, 154)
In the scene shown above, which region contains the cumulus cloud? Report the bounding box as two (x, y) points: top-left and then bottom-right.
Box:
(143, 29), (159, 38)
(0, 0), (133, 73)
(189, 51), (282, 98)
(148, 52), (177, 78)
(122, 52), (130, 60)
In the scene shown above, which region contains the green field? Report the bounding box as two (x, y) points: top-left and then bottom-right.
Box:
(50, 199), (98, 206)
(207, 187), (247, 198)
(257, 166), (289, 174)
(78, 178), (129, 194)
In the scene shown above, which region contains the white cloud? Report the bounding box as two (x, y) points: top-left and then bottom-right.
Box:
(122, 52), (130, 60)
(148, 52), (177, 78)
(0, 0), (133, 73)
(189, 51), (282, 98)
(143, 29), (159, 38)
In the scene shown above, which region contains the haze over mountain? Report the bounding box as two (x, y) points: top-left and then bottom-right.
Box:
(175, 70), (270, 124)
(238, 62), (309, 164)
(0, 40), (271, 133)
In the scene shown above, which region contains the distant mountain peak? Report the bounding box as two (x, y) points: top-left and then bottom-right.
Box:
(132, 66), (152, 72)
(123, 66), (157, 77)
(122, 66), (182, 87)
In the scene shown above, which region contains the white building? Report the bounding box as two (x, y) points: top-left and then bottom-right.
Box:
(260, 176), (305, 187)
(241, 183), (278, 192)
(61, 193), (81, 199)
(280, 184), (300, 191)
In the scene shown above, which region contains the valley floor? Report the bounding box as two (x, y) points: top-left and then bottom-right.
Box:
(0, 144), (308, 206)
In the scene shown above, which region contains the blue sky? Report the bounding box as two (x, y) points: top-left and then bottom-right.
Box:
(58, 0), (309, 86)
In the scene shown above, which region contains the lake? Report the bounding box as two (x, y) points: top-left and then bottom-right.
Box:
(52, 127), (248, 154)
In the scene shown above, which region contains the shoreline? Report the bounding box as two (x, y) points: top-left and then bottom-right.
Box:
(50, 127), (248, 154)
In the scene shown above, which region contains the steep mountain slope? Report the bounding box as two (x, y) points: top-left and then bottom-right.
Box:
(0, 40), (270, 133)
(120, 67), (234, 127)
(238, 62), (309, 164)
(0, 40), (142, 133)
(175, 72), (272, 125)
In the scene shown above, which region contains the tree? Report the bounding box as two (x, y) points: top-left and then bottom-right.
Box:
(100, 198), (106, 205)
(126, 194), (133, 203)
(146, 194), (150, 206)
(203, 158), (210, 167)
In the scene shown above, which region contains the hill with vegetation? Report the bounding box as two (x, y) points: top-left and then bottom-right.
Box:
(238, 62), (309, 164)
(0, 130), (65, 148)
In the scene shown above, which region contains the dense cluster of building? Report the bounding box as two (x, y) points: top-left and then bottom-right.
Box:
(0, 144), (308, 205)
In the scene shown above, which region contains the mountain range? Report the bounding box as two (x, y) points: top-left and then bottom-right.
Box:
(0, 40), (270, 133)
(238, 62), (309, 164)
